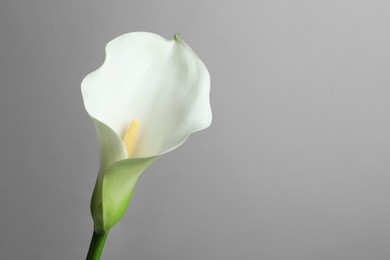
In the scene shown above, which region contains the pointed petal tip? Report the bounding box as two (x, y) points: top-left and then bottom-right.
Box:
(174, 32), (181, 41)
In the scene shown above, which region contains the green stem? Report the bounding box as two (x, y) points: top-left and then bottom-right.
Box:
(86, 231), (109, 260)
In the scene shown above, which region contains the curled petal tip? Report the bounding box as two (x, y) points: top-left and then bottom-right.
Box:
(174, 32), (181, 41)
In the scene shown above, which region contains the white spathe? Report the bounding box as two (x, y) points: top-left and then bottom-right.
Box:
(82, 32), (212, 159)
(81, 32), (212, 232)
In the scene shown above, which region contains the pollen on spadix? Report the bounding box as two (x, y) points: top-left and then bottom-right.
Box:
(123, 119), (139, 157)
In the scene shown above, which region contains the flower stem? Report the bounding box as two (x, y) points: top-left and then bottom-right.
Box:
(86, 231), (109, 260)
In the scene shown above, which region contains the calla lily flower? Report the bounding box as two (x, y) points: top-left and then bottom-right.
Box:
(81, 32), (212, 234)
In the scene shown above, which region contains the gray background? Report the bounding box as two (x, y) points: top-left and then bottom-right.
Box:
(1, 0), (390, 259)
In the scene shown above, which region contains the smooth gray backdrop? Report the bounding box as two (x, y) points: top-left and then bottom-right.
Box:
(1, 0), (390, 259)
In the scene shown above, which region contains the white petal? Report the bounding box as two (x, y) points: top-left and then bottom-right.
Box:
(81, 32), (212, 158)
(92, 118), (128, 172)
